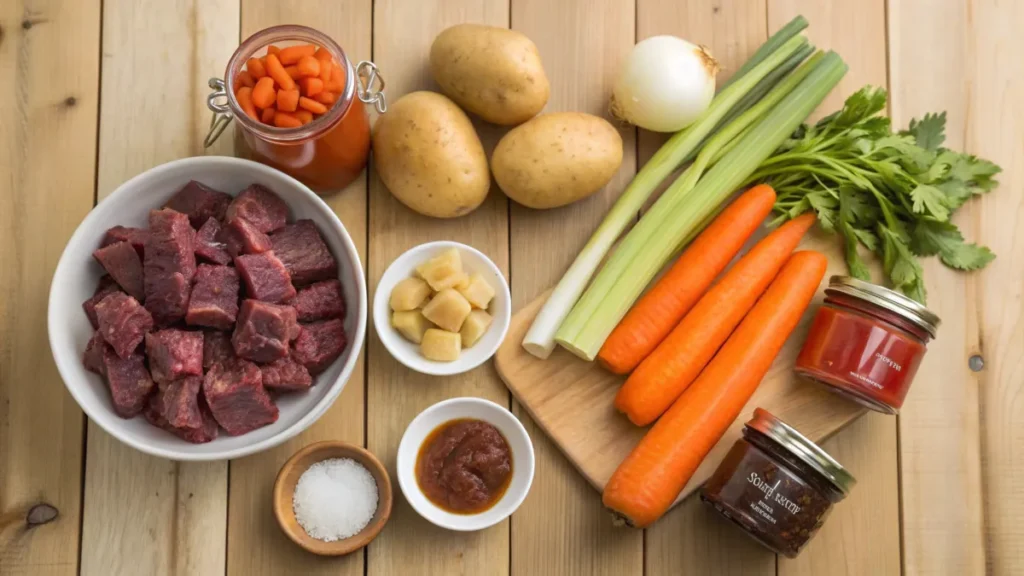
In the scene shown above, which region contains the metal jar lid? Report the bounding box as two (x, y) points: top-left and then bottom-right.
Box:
(825, 276), (940, 339)
(746, 408), (856, 495)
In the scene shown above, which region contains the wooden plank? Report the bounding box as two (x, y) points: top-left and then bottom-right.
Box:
(0, 1), (100, 574)
(890, 0), (1023, 573)
(80, 1), (237, 574)
(635, 2), (774, 574)
(766, 1), (901, 574)
(366, 2), (511, 574)
(226, 2), (370, 574)
(507, 0), (641, 573)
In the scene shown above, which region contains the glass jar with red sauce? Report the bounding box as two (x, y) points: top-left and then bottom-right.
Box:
(206, 25), (385, 194)
(795, 276), (940, 414)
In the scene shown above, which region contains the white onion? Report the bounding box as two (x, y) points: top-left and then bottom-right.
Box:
(610, 36), (718, 133)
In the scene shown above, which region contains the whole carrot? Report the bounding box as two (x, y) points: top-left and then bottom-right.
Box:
(598, 184), (777, 374)
(614, 212), (816, 426)
(602, 250), (828, 528)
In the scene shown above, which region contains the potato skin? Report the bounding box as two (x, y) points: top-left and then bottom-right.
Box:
(430, 24), (550, 126)
(371, 91), (490, 219)
(491, 112), (624, 209)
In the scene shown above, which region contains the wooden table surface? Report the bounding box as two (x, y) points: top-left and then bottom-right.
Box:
(2, 0), (1022, 574)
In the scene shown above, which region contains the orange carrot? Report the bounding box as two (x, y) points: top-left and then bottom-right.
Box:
(236, 86), (258, 120)
(276, 89), (299, 112)
(284, 65), (302, 80)
(264, 53), (295, 91)
(251, 76), (277, 109)
(614, 213), (816, 426)
(266, 45), (281, 56)
(298, 96), (328, 115)
(234, 70), (255, 91)
(247, 57), (267, 79)
(599, 185), (777, 374)
(296, 55), (321, 78)
(273, 111), (302, 128)
(278, 44), (317, 65)
(313, 91), (338, 106)
(326, 63), (345, 92)
(314, 46), (333, 62)
(261, 107), (276, 125)
(295, 109), (314, 125)
(602, 250), (828, 528)
(300, 77), (324, 98)
(319, 61), (332, 84)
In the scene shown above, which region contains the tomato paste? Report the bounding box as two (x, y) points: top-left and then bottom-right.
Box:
(416, 418), (513, 514)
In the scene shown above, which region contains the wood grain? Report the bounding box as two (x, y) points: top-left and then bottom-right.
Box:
(366, 2), (511, 574)
(226, 2), (370, 574)
(80, 1), (237, 575)
(508, 0), (641, 574)
(0, 1), (100, 574)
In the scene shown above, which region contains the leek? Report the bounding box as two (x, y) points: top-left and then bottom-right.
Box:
(556, 52), (848, 360)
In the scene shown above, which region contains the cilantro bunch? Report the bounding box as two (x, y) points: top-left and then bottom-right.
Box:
(744, 86), (1000, 303)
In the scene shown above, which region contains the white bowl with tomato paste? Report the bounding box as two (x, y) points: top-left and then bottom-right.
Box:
(47, 156), (367, 461)
(396, 397), (535, 531)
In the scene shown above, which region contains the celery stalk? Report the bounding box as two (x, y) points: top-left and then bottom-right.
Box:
(556, 52), (848, 360)
(719, 16), (809, 91)
(520, 34), (810, 359)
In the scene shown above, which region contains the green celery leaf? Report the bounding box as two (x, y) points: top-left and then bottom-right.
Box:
(935, 179), (974, 209)
(903, 112), (946, 151)
(880, 225), (926, 302)
(911, 219), (996, 270)
(940, 242), (995, 270)
(948, 154), (1002, 190)
(852, 227), (879, 251)
(910, 184), (951, 220)
(840, 221), (872, 281)
(831, 86), (888, 128)
(806, 189), (839, 232)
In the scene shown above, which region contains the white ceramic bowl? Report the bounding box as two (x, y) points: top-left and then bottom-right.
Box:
(373, 241), (510, 376)
(48, 156), (367, 461)
(396, 397), (534, 531)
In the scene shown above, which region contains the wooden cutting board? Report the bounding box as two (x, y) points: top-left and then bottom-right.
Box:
(495, 286), (865, 506)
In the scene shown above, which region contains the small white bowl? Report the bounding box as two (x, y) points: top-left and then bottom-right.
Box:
(396, 397), (535, 531)
(373, 241), (510, 376)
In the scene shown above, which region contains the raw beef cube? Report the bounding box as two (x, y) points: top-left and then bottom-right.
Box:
(203, 358), (279, 435)
(194, 218), (231, 265)
(164, 180), (232, 229)
(145, 393), (219, 444)
(270, 220), (338, 286)
(186, 265), (240, 330)
(93, 241), (145, 301)
(232, 299), (299, 363)
(222, 216), (272, 257)
(102, 348), (155, 418)
(83, 331), (110, 375)
(145, 209), (197, 324)
(291, 318), (347, 374)
(235, 251), (296, 303)
(145, 329), (204, 384)
(203, 330), (235, 369)
(83, 276), (122, 329)
(261, 356), (313, 391)
(290, 279), (345, 322)
(102, 226), (148, 257)
(224, 184), (288, 233)
(95, 292), (154, 359)
(153, 375), (203, 429)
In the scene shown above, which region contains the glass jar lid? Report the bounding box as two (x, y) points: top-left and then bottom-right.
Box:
(826, 276), (940, 338)
(746, 408), (856, 494)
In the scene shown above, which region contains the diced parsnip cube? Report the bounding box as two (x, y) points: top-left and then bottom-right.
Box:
(460, 309), (493, 348)
(415, 248), (464, 291)
(392, 310), (433, 344)
(390, 277), (431, 311)
(421, 288), (472, 332)
(457, 273), (496, 310)
(421, 329), (461, 362)
(454, 274), (471, 291)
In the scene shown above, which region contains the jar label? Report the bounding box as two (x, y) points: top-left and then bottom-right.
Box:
(748, 472), (802, 520)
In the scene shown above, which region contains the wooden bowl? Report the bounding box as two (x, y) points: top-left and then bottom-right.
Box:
(273, 441), (393, 556)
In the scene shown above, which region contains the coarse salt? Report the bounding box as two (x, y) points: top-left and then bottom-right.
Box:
(293, 457), (378, 542)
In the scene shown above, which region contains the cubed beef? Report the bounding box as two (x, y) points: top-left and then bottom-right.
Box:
(290, 279), (345, 322)
(194, 218), (231, 265)
(270, 220), (338, 286)
(232, 299), (299, 363)
(145, 393), (219, 444)
(291, 319), (346, 374)
(203, 330), (235, 369)
(235, 251), (296, 303)
(164, 180), (232, 229)
(93, 241), (145, 301)
(153, 375), (203, 429)
(83, 331), (110, 375)
(145, 329), (204, 384)
(224, 184), (288, 233)
(144, 209), (197, 324)
(222, 216), (272, 257)
(102, 347), (155, 418)
(203, 358), (278, 435)
(186, 265), (240, 330)
(95, 292), (154, 359)
(261, 356), (313, 391)
(102, 226), (148, 257)
(83, 276), (122, 329)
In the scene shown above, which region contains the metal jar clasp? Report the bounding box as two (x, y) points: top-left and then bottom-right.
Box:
(356, 61), (387, 114)
(204, 77), (233, 148)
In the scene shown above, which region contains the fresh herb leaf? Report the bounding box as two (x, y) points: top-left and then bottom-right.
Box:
(852, 227), (879, 251)
(911, 220), (995, 270)
(910, 184), (951, 220)
(941, 242), (995, 270)
(806, 189), (839, 232)
(904, 111), (946, 151)
(840, 221), (872, 281)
